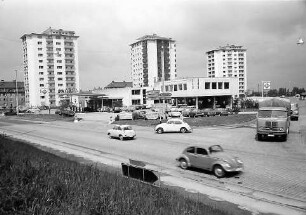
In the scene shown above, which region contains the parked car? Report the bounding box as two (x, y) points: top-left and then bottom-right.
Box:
(59, 108), (75, 117)
(155, 119), (192, 134)
(26, 108), (40, 114)
(176, 145), (243, 178)
(290, 103), (299, 121)
(107, 125), (136, 140)
(4, 110), (17, 116)
(113, 107), (121, 113)
(203, 108), (216, 117)
(167, 111), (182, 118)
(118, 111), (133, 120)
(189, 109), (205, 117)
(144, 111), (160, 120)
(215, 108), (229, 116)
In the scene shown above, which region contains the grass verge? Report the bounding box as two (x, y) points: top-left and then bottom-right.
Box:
(0, 137), (251, 215)
(114, 114), (257, 128)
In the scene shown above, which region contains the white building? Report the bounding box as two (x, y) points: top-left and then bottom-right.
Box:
(206, 45), (247, 97)
(21, 27), (80, 107)
(93, 77), (239, 109)
(130, 34), (177, 88)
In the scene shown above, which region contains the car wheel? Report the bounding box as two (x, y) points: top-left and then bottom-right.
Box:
(213, 165), (226, 178)
(257, 133), (262, 141)
(108, 133), (112, 139)
(156, 128), (163, 134)
(119, 135), (124, 141)
(180, 127), (187, 133)
(179, 159), (188, 169)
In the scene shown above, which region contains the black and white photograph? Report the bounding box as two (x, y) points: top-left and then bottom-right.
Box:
(0, 0), (306, 214)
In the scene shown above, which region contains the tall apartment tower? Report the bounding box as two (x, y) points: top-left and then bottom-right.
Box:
(21, 28), (80, 107)
(130, 34), (177, 88)
(206, 45), (247, 96)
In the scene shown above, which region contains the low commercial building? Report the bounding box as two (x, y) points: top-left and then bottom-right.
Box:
(89, 77), (239, 110)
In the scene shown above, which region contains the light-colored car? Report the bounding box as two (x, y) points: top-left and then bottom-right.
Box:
(107, 125), (136, 140)
(176, 145), (243, 178)
(155, 119), (192, 134)
(118, 111), (133, 120)
(290, 103), (299, 121)
(26, 108), (41, 114)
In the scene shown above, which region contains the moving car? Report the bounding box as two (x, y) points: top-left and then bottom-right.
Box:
(107, 125), (136, 140)
(176, 145), (243, 178)
(155, 119), (192, 134)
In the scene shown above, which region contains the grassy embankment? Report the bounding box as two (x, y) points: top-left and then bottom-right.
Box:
(0, 136), (251, 215)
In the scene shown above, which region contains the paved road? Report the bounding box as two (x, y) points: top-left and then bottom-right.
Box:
(1, 101), (306, 214)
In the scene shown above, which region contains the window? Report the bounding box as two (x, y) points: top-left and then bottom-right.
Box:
(218, 82), (223, 89)
(58, 78), (63, 81)
(37, 41), (42, 45)
(56, 42), (61, 45)
(197, 148), (208, 155)
(39, 60), (43, 63)
(56, 48), (61, 51)
(174, 85), (177, 91)
(205, 82), (210, 89)
(39, 66), (43, 69)
(224, 82), (229, 89)
(38, 48), (42, 51)
(183, 83), (187, 90)
(57, 66), (62, 69)
(38, 54), (43, 57)
(132, 89), (140, 95)
(57, 60), (62, 63)
(58, 84), (63, 87)
(40, 84), (44, 87)
(186, 147), (195, 154)
(39, 72), (44, 75)
(179, 84), (182, 90)
(212, 82), (217, 89)
(57, 72), (62, 75)
(39, 78), (44, 81)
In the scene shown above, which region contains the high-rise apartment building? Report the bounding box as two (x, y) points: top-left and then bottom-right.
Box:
(21, 28), (80, 107)
(206, 45), (247, 96)
(130, 34), (177, 88)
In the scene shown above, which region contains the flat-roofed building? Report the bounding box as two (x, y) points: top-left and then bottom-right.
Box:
(206, 44), (247, 97)
(21, 27), (80, 107)
(130, 34), (177, 88)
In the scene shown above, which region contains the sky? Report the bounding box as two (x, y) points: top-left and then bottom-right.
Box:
(0, 0), (305, 91)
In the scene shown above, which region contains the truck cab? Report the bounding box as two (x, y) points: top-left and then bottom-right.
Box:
(257, 106), (290, 141)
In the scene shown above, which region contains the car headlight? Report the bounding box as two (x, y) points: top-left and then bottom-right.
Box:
(279, 127), (284, 131)
(223, 163), (231, 168)
(236, 159), (243, 164)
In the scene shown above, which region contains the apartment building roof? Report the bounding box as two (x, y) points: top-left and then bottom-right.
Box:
(206, 44), (247, 54)
(105, 81), (133, 89)
(130, 34), (175, 46)
(21, 27), (79, 39)
(0, 81), (24, 89)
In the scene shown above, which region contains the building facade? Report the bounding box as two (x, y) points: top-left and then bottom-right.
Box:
(92, 77), (239, 110)
(21, 27), (80, 107)
(206, 45), (247, 97)
(130, 34), (177, 88)
(0, 81), (25, 109)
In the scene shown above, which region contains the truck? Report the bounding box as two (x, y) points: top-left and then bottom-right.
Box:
(256, 98), (291, 141)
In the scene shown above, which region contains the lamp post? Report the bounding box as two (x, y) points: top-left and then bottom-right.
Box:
(15, 70), (19, 115)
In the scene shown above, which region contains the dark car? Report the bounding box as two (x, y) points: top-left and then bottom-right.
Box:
(4, 109), (17, 116)
(176, 145), (243, 178)
(215, 108), (229, 116)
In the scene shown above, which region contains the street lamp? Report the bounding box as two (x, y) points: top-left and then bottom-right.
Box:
(15, 70), (19, 115)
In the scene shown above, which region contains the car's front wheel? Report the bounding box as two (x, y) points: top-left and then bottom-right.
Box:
(213, 165), (226, 178)
(180, 127), (187, 133)
(156, 128), (163, 134)
(119, 135), (124, 141)
(179, 159), (188, 169)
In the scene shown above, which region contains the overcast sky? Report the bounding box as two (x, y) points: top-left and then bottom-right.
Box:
(0, 0), (305, 91)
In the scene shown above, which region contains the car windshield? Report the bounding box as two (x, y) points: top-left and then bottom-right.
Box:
(258, 110), (287, 118)
(123, 126), (132, 130)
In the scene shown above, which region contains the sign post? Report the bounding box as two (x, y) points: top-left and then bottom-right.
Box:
(262, 81), (271, 97)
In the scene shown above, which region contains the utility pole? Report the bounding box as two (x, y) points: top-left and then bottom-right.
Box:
(15, 70), (19, 115)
